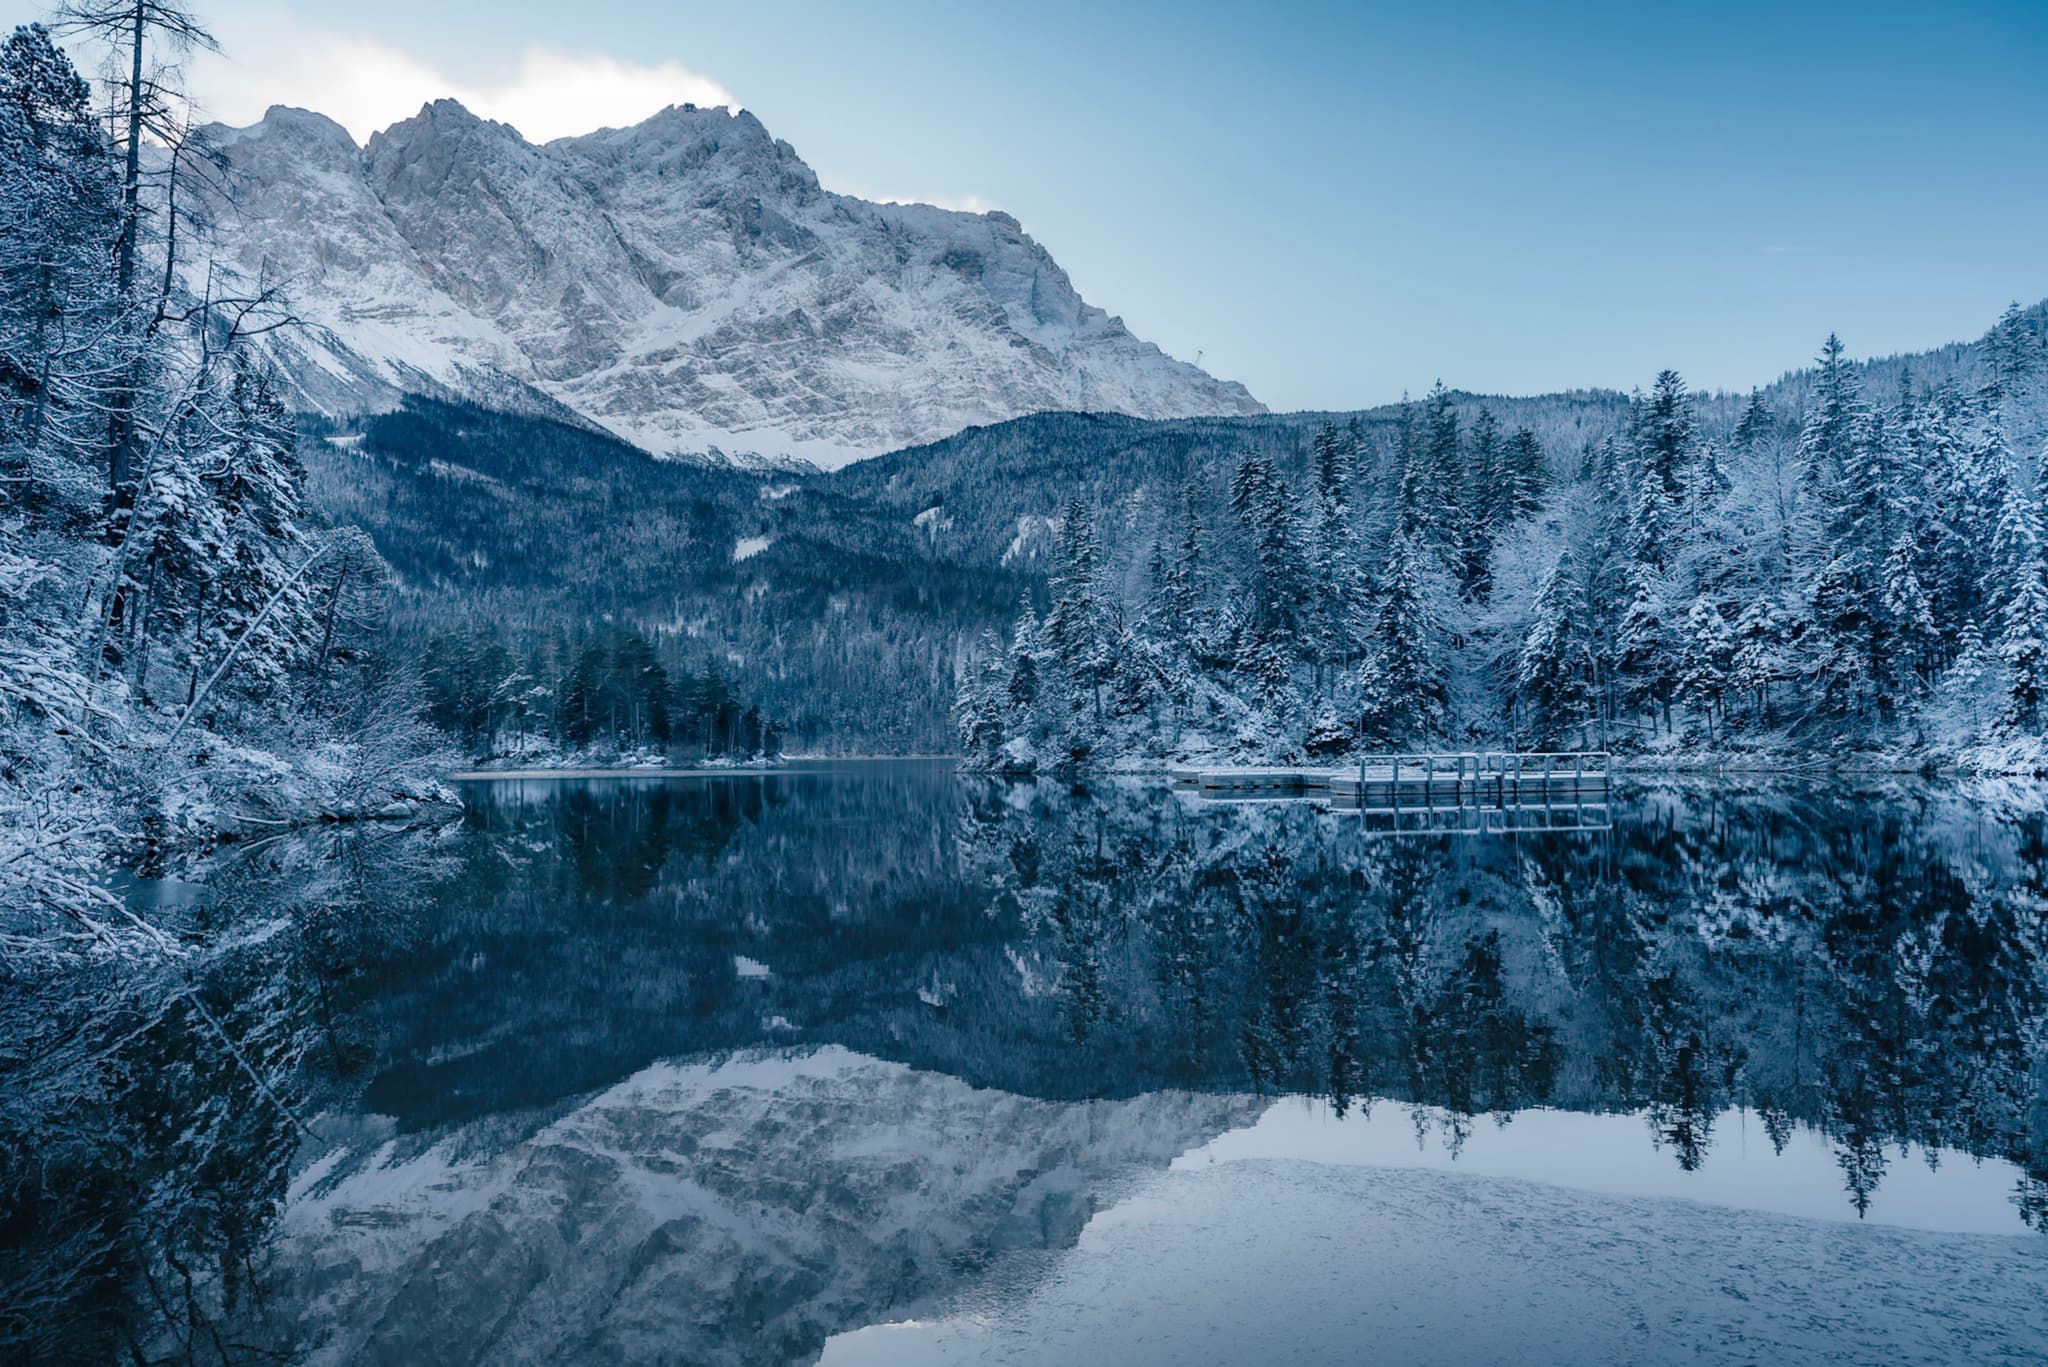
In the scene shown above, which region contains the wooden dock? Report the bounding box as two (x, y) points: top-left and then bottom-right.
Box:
(1171, 752), (1611, 815)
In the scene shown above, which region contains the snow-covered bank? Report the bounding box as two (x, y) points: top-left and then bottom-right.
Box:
(824, 1160), (2048, 1366)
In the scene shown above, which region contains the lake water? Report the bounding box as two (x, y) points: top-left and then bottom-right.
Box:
(9, 761), (2048, 1363)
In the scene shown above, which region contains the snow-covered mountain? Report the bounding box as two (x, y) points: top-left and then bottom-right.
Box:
(198, 101), (1263, 469)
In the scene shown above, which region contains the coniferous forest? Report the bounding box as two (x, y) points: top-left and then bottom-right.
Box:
(954, 327), (2048, 773)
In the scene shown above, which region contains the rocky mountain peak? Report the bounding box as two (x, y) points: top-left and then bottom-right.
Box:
(199, 99), (1263, 468)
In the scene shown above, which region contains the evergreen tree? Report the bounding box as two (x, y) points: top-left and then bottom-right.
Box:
(955, 629), (1008, 764)
(1517, 549), (1596, 746)
(1308, 425), (1360, 686)
(1229, 454), (1308, 645)
(1798, 333), (1864, 494)
(1808, 548), (1879, 719)
(1986, 301), (2037, 408)
(1358, 530), (1445, 744)
(1626, 459), (1674, 572)
(0, 24), (120, 464)
(1733, 388), (1775, 454)
(1006, 594), (1042, 720)
(1165, 481), (1206, 647)
(1998, 547), (2048, 731)
(1636, 369), (1697, 502)
(1045, 498), (1109, 758)
(1616, 563), (1677, 731)
(1728, 597), (1789, 726)
(1503, 427), (1546, 520)
(1881, 531), (1937, 693)
(1675, 596), (1733, 737)
(1462, 406), (1502, 597)
(1991, 471), (2044, 631)
(1420, 380), (1465, 570)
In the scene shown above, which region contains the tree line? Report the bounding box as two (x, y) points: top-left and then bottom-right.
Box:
(420, 625), (784, 762)
(960, 317), (2048, 770)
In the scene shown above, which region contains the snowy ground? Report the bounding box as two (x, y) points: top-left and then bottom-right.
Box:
(822, 1160), (2048, 1366)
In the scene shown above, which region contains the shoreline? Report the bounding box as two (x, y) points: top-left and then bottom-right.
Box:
(447, 755), (2048, 783)
(448, 756), (961, 781)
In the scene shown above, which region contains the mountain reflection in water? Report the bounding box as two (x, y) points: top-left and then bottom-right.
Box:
(7, 761), (2048, 1364)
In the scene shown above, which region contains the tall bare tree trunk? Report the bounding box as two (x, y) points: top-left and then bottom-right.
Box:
(108, 0), (144, 492)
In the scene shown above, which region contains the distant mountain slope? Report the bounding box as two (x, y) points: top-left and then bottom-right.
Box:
(202, 101), (1262, 469)
(836, 302), (2048, 569)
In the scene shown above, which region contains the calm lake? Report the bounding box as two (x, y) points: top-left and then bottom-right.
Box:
(12, 761), (2048, 1364)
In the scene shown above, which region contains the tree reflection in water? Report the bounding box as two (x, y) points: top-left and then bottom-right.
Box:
(7, 764), (2048, 1362)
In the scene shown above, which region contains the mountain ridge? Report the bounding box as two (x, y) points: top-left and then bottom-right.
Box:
(197, 98), (1263, 469)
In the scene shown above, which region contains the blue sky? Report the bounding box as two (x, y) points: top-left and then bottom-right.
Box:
(22, 0), (2048, 411)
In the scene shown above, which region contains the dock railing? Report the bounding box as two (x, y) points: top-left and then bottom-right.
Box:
(1475, 751), (1610, 807)
(1357, 752), (1608, 802)
(1366, 752), (1485, 808)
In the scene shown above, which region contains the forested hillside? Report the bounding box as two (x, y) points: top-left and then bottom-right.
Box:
(299, 301), (2048, 770)
(959, 312), (2048, 771)
(306, 397), (1033, 754)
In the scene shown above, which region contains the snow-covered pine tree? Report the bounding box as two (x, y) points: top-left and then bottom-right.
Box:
(1733, 388), (1775, 455)
(1044, 498), (1111, 760)
(1728, 597), (1789, 727)
(1675, 595), (1734, 738)
(1636, 369), (1697, 504)
(1986, 301), (2038, 411)
(1358, 529), (1446, 746)
(1229, 453), (1309, 649)
(1517, 548), (1596, 747)
(1392, 392), (1433, 543)
(1616, 563), (1676, 733)
(1309, 424), (1361, 690)
(1807, 548), (1878, 720)
(0, 24), (121, 474)
(1462, 406), (1502, 599)
(1005, 592), (1043, 722)
(1990, 466), (2045, 632)
(1504, 426), (1546, 520)
(1911, 382), (1983, 663)
(1882, 531), (1937, 695)
(191, 360), (316, 699)
(1997, 542), (2048, 732)
(1420, 381), (1469, 576)
(954, 629), (1008, 766)
(1796, 335), (1869, 543)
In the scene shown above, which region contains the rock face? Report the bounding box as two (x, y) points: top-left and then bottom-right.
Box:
(260, 1049), (1265, 1366)
(199, 102), (1263, 468)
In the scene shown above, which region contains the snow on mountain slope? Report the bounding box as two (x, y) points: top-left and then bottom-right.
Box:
(198, 101), (1263, 468)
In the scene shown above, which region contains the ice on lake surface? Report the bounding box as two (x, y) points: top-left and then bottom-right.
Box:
(13, 761), (2048, 1364)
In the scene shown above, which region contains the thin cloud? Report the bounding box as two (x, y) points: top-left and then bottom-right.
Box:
(187, 15), (735, 144)
(829, 184), (1005, 216)
(880, 192), (1003, 215)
